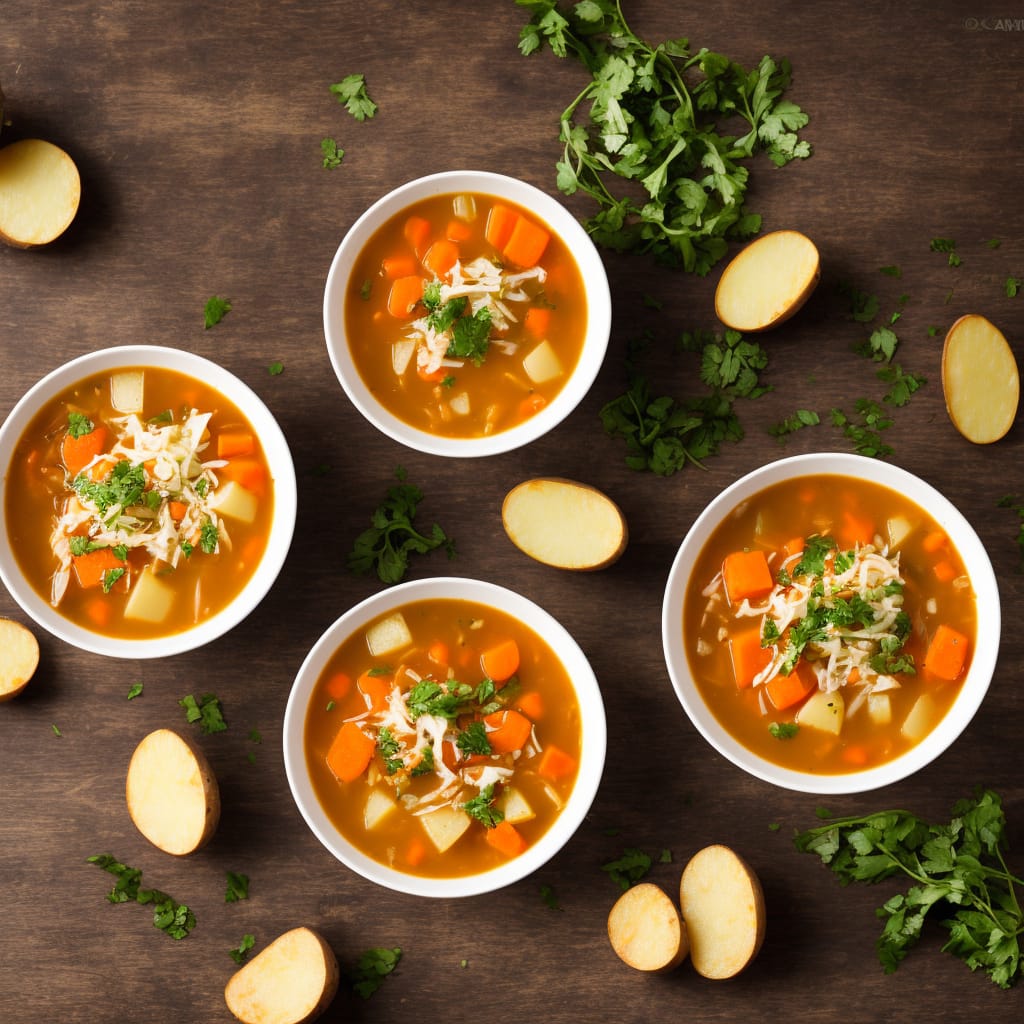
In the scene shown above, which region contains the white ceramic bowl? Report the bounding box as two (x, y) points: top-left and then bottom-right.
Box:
(661, 452), (999, 794)
(0, 345), (297, 659)
(323, 170), (612, 457)
(283, 576), (607, 897)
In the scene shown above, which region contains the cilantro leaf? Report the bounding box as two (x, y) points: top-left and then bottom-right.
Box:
(320, 137), (344, 169)
(930, 237), (961, 267)
(878, 363), (926, 407)
(462, 783), (504, 828)
(225, 871), (249, 903)
(377, 726), (404, 775)
(229, 933), (255, 965)
(350, 947), (401, 999)
(67, 411), (94, 438)
(830, 401), (894, 459)
(769, 408), (820, 438)
(329, 74), (377, 121)
(204, 295), (232, 329)
(127, 681), (143, 700)
(601, 847), (653, 891)
(456, 720), (492, 759)
(179, 692), (227, 734)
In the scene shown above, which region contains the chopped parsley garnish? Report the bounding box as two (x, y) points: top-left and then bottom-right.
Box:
(329, 73), (377, 121)
(350, 947), (401, 999)
(102, 567), (126, 593)
(194, 478), (209, 498)
(769, 721), (799, 739)
(67, 411), (94, 438)
(348, 467), (456, 585)
(405, 679), (474, 721)
(320, 137), (344, 168)
(73, 460), (147, 516)
(179, 692), (227, 734)
(377, 727), (403, 775)
(88, 854), (195, 940)
(930, 237), (961, 267)
(204, 295), (232, 328)
(229, 933), (255, 965)
(410, 745), (435, 777)
(267, 360), (284, 376)
(1007, 276), (1021, 298)
(199, 520), (219, 554)
(69, 535), (102, 556)
(127, 681), (144, 700)
(769, 408), (820, 438)
(462, 784), (504, 828)
(601, 848), (653, 891)
(51, 723), (62, 737)
(225, 871), (250, 903)
(456, 721), (492, 759)
(830, 401), (894, 459)
(878, 363), (926, 407)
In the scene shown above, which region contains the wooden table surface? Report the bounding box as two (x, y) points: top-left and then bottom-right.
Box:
(2, 2), (1023, 1021)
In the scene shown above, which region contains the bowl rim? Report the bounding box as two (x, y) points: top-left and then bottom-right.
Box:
(282, 575), (607, 898)
(0, 344), (297, 659)
(322, 169), (612, 458)
(661, 451), (1000, 795)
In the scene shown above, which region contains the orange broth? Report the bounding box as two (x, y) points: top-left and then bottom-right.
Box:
(344, 192), (587, 438)
(304, 598), (582, 878)
(5, 366), (273, 639)
(682, 476), (977, 773)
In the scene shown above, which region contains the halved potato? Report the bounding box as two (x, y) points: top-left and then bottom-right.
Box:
(502, 478), (628, 570)
(0, 138), (81, 248)
(608, 882), (689, 973)
(225, 926), (339, 1024)
(679, 844), (766, 979)
(715, 230), (820, 331)
(126, 728), (220, 855)
(942, 314), (1019, 443)
(0, 618), (40, 701)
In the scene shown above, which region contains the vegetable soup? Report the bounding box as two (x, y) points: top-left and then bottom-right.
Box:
(682, 476), (977, 773)
(344, 192), (587, 438)
(304, 598), (582, 878)
(5, 367), (273, 639)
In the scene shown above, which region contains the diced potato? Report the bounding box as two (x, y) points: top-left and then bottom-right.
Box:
(449, 392), (471, 416)
(796, 689), (845, 735)
(420, 806), (472, 853)
(124, 568), (174, 623)
(867, 692), (892, 726)
(363, 788), (397, 830)
(110, 370), (145, 413)
(886, 515), (913, 550)
(366, 612), (412, 657)
(499, 786), (535, 825)
(209, 480), (257, 524)
(392, 340), (415, 376)
(901, 693), (938, 742)
(522, 339), (563, 384)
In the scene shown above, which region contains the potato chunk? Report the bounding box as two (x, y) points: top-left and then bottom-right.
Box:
(225, 926), (339, 1024)
(0, 138), (81, 247)
(365, 612), (412, 657)
(419, 805), (471, 853)
(126, 728), (220, 855)
(679, 845), (766, 979)
(502, 478), (628, 570)
(714, 230), (820, 331)
(123, 567), (174, 623)
(796, 688), (845, 735)
(0, 618), (40, 701)
(608, 882), (689, 973)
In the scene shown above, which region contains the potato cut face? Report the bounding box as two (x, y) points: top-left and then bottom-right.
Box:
(679, 844), (765, 979)
(420, 805), (472, 853)
(0, 618), (40, 700)
(225, 926), (339, 1024)
(366, 612), (412, 656)
(715, 230), (820, 331)
(608, 882), (689, 972)
(0, 138), (81, 247)
(126, 728), (220, 855)
(942, 314), (1019, 443)
(502, 478), (627, 570)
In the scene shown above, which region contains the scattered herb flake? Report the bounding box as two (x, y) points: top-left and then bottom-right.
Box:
(987, 238), (1002, 249)
(879, 265), (901, 277)
(329, 73), (377, 121)
(602, 848), (653, 891)
(930, 237), (961, 267)
(830, 401), (894, 459)
(204, 295), (232, 329)
(127, 682), (144, 701)
(67, 411), (94, 438)
(267, 360), (284, 376)
(350, 947), (401, 999)
(769, 721), (799, 739)
(179, 692), (227, 734)
(88, 855), (195, 940)
(769, 408), (820, 438)
(229, 933), (255, 965)
(51, 723), (62, 737)
(877, 363), (926, 407)
(1006, 277), (1021, 298)
(320, 137), (344, 168)
(540, 884), (562, 910)
(659, 848), (673, 864)
(225, 871), (250, 903)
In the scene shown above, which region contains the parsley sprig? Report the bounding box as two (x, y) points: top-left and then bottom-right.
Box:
(329, 74), (377, 121)
(517, 0), (810, 274)
(88, 854), (196, 940)
(795, 789), (1024, 988)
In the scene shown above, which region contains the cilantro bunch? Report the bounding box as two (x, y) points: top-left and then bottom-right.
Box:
(795, 789), (1024, 988)
(517, 0), (811, 273)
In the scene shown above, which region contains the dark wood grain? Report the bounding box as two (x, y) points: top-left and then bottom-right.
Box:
(2, 2), (1023, 1021)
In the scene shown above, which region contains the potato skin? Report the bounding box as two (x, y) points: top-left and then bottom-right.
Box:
(0, 618), (40, 701)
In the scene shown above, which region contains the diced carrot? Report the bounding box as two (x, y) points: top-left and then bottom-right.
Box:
(404, 215), (431, 255)
(445, 218), (473, 242)
(839, 510), (875, 548)
(72, 547), (124, 590)
(922, 530), (947, 553)
(387, 275), (425, 319)
(783, 536), (805, 557)
(485, 203), (520, 250)
(766, 661), (817, 710)
(405, 837), (427, 867)
(324, 671), (352, 701)
(722, 549), (774, 605)
(518, 394), (547, 418)
(381, 255), (418, 279)
(441, 740), (459, 773)
(729, 627), (772, 689)
(218, 458), (266, 497)
(417, 363), (446, 382)
(503, 216), (550, 267)
(84, 597), (112, 628)
(422, 238), (459, 277)
(523, 307), (551, 339)
(484, 709), (532, 754)
(841, 744), (869, 766)
(924, 624), (969, 681)
(933, 560), (957, 583)
(427, 641), (449, 665)
(515, 691), (544, 721)
(480, 639), (520, 682)
(486, 820), (528, 858)
(167, 500), (188, 522)
(537, 744), (576, 781)
(216, 432), (254, 460)
(357, 670), (392, 712)
(61, 425), (107, 477)
(325, 721), (376, 783)
(847, 667), (861, 685)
